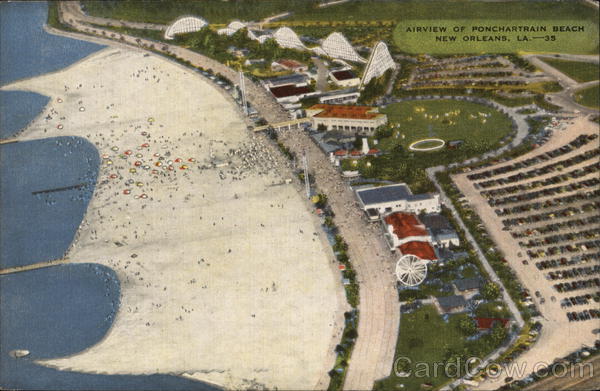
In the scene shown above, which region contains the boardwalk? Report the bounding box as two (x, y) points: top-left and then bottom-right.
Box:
(0, 259), (69, 275)
(277, 129), (400, 391)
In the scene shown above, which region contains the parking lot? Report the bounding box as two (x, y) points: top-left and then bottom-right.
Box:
(452, 116), (599, 386)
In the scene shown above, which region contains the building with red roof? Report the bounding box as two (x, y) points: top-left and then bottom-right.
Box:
(269, 84), (316, 103)
(475, 317), (510, 330)
(271, 59), (308, 73)
(330, 69), (360, 87)
(398, 241), (438, 261)
(383, 212), (433, 249)
(306, 103), (387, 134)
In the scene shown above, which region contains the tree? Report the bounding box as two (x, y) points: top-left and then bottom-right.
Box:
(457, 314), (477, 336)
(482, 282), (501, 300)
(490, 322), (508, 345)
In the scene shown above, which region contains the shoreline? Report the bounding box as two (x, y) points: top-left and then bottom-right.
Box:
(6, 41), (345, 390)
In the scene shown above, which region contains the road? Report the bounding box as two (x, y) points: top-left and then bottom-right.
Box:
(278, 130), (400, 391)
(524, 54), (599, 115)
(312, 57), (330, 92)
(63, 1), (166, 31)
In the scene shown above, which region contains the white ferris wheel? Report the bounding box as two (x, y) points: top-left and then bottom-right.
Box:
(395, 254), (428, 286)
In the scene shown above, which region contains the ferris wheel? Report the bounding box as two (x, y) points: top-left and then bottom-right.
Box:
(395, 254), (428, 286)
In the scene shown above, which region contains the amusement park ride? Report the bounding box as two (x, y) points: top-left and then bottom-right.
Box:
(395, 254), (428, 286)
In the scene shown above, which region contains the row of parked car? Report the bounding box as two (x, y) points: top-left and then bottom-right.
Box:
(467, 134), (597, 181)
(519, 227), (600, 249)
(555, 278), (600, 293)
(560, 292), (600, 308)
(490, 177), (600, 208)
(477, 148), (599, 190)
(481, 161), (600, 199)
(566, 309), (600, 322)
(546, 265), (600, 281)
(535, 252), (600, 271)
(503, 202), (600, 228)
(527, 238), (600, 259)
(512, 215), (600, 239)
(495, 188), (600, 216)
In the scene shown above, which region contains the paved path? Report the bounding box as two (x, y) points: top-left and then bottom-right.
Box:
(524, 54), (599, 115)
(278, 130), (400, 391)
(63, 1), (166, 31)
(312, 57), (330, 92)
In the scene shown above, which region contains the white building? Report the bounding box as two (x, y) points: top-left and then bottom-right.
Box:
(318, 88), (360, 104)
(355, 183), (441, 220)
(330, 69), (361, 87)
(306, 104), (387, 133)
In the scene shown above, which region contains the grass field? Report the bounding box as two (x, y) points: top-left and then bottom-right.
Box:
(81, 0), (316, 24)
(539, 58), (600, 83)
(378, 100), (513, 150)
(375, 305), (498, 391)
(574, 84), (600, 109)
(394, 19), (598, 55)
(288, 1), (597, 22)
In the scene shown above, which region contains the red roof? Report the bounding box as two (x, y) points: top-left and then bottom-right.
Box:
(475, 318), (510, 330)
(276, 59), (304, 69)
(398, 241), (437, 261)
(334, 149), (348, 156)
(332, 70), (356, 81)
(270, 84), (311, 98)
(385, 213), (428, 239)
(368, 148), (380, 155)
(350, 150), (362, 156)
(309, 104), (382, 120)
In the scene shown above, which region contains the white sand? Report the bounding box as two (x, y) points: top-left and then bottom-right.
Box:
(2, 47), (346, 390)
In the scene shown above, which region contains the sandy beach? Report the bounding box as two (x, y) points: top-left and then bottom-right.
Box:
(2, 47), (346, 390)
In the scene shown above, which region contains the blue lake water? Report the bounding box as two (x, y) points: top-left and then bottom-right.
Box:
(0, 137), (100, 269)
(0, 2), (215, 389)
(0, 91), (49, 138)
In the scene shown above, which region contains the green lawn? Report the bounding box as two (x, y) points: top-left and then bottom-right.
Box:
(540, 58), (600, 82)
(375, 305), (498, 391)
(394, 19), (598, 55)
(574, 84), (600, 109)
(379, 100), (513, 150)
(288, 0), (597, 22)
(81, 0), (317, 24)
